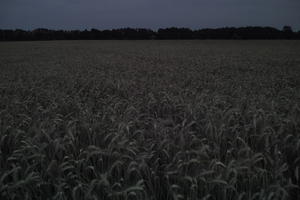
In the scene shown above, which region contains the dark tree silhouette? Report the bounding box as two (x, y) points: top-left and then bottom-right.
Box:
(282, 26), (294, 39)
(0, 26), (299, 41)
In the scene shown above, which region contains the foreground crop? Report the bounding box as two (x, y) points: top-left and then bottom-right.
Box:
(0, 41), (299, 200)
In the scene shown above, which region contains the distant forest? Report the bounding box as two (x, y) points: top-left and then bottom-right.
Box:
(1, 26), (299, 41)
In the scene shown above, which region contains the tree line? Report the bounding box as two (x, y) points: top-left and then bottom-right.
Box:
(1, 26), (299, 41)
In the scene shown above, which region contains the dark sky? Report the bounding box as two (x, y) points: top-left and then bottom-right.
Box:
(1, 0), (300, 30)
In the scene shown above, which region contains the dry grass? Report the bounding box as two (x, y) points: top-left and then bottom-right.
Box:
(0, 40), (300, 200)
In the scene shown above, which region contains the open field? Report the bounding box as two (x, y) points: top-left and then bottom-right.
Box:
(0, 40), (300, 200)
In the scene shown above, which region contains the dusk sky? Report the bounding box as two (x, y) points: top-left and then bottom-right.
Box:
(1, 0), (300, 31)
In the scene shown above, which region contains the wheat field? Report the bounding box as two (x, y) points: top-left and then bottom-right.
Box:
(0, 40), (300, 200)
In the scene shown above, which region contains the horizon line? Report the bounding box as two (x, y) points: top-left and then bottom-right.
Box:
(1, 25), (299, 32)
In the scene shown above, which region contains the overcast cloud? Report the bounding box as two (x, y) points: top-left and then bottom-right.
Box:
(1, 0), (299, 30)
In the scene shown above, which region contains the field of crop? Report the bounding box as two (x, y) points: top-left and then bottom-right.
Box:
(0, 40), (300, 200)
